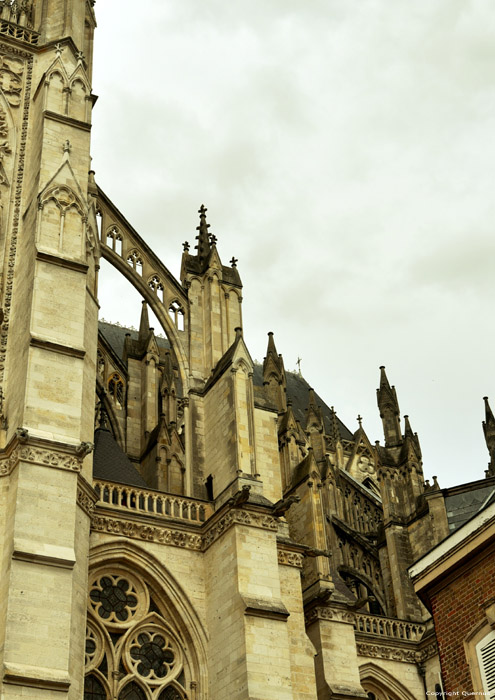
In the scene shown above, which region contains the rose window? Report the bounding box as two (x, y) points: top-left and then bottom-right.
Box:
(129, 630), (176, 681)
(90, 575), (138, 623)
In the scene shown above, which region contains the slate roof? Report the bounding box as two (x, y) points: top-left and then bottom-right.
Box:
(445, 479), (495, 532)
(252, 364), (353, 441)
(99, 321), (170, 361)
(93, 426), (148, 488)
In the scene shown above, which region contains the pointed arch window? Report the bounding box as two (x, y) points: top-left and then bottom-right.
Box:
(127, 250), (143, 276)
(119, 682), (146, 700)
(84, 674), (107, 699)
(149, 275), (164, 302)
(106, 227), (123, 256)
(168, 301), (184, 331)
(108, 373), (124, 409)
(97, 351), (105, 379)
(85, 568), (191, 700)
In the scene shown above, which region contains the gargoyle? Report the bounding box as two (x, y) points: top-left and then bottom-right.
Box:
(231, 484), (251, 506)
(272, 494), (300, 517)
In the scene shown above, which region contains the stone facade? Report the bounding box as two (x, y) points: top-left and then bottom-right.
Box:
(0, 1), (491, 699)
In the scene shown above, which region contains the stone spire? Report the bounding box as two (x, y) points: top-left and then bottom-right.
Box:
(195, 204), (211, 264)
(483, 397), (495, 476)
(403, 414), (422, 461)
(403, 414), (414, 439)
(262, 332), (286, 412)
(305, 388), (324, 431)
(376, 366), (402, 448)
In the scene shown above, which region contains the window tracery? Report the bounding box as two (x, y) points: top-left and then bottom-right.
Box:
(127, 250), (143, 275)
(149, 275), (164, 302)
(85, 569), (189, 700)
(106, 226), (123, 255)
(97, 351), (105, 379)
(108, 373), (125, 409)
(168, 301), (184, 331)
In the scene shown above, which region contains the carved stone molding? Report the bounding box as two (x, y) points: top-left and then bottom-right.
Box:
(91, 515), (203, 551)
(202, 508), (278, 550)
(0, 445), (18, 475)
(19, 445), (81, 472)
(77, 475), (98, 517)
(356, 641), (432, 664)
(416, 640), (438, 662)
(0, 51), (31, 388)
(0, 433), (93, 477)
(305, 606), (356, 626)
(91, 506), (279, 553)
(277, 549), (304, 569)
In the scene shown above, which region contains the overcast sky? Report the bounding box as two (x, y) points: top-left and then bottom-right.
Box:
(91, 1), (495, 488)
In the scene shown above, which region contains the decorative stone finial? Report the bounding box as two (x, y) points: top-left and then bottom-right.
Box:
(195, 204), (211, 261)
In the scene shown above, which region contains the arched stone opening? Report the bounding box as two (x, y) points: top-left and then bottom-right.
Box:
(86, 542), (207, 699)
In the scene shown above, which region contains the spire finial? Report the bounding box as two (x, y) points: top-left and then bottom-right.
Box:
(376, 365), (402, 447)
(357, 414), (362, 428)
(483, 396), (495, 476)
(195, 204), (212, 261)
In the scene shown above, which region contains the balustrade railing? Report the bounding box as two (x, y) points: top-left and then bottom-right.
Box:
(355, 613), (425, 642)
(94, 479), (212, 524)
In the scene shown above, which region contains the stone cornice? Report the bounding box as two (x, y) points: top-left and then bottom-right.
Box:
(305, 605), (356, 627)
(91, 513), (203, 551)
(91, 503), (279, 553)
(30, 335), (86, 359)
(0, 431), (93, 477)
(356, 638), (437, 664)
(36, 249), (89, 273)
(43, 109), (92, 132)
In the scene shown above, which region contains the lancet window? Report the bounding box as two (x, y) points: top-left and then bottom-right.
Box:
(108, 373), (125, 409)
(84, 568), (190, 700)
(168, 301), (184, 331)
(97, 351), (105, 379)
(106, 227), (123, 255)
(149, 275), (164, 302)
(127, 250), (143, 275)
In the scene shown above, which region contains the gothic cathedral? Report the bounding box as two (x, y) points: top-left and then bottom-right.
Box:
(0, 2), (490, 699)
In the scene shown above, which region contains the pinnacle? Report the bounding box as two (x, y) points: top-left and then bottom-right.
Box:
(404, 414), (414, 437)
(195, 204), (212, 261)
(139, 300), (149, 340)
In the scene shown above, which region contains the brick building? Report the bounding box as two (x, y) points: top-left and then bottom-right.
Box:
(410, 499), (495, 695)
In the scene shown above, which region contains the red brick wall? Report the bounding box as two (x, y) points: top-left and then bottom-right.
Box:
(430, 551), (495, 691)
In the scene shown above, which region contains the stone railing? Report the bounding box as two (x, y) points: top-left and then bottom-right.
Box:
(355, 613), (426, 642)
(0, 19), (39, 44)
(94, 480), (213, 524)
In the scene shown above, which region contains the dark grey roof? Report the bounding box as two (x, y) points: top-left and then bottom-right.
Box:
(252, 364), (353, 441)
(93, 427), (149, 488)
(99, 321), (170, 362)
(446, 483), (495, 532)
(99, 322), (352, 440)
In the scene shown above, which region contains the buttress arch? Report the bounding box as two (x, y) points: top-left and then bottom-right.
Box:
(96, 188), (190, 390)
(88, 540), (208, 695)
